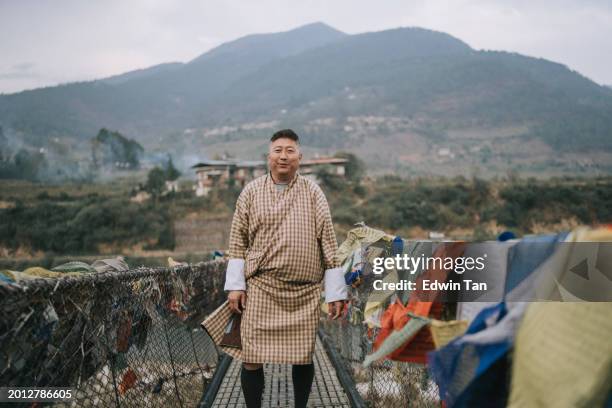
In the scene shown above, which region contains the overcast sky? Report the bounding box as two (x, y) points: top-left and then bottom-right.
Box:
(1, 0), (611, 94)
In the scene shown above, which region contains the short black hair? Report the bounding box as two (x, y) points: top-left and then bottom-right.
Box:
(270, 129), (299, 143)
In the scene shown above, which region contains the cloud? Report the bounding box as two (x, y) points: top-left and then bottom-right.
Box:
(12, 62), (36, 71)
(0, 62), (38, 80)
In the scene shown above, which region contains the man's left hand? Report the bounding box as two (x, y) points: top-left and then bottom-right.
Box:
(327, 300), (347, 320)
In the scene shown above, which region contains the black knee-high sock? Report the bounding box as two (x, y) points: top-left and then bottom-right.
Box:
(240, 366), (264, 408)
(292, 363), (315, 408)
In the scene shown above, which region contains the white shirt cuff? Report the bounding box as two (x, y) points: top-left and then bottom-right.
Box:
(324, 266), (348, 303)
(224, 258), (246, 291)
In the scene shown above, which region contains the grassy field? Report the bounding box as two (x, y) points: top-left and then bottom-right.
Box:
(1, 175), (611, 269)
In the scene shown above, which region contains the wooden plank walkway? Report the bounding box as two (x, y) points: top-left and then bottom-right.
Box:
(212, 337), (351, 407)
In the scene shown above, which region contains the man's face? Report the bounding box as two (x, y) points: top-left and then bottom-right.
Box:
(268, 137), (301, 179)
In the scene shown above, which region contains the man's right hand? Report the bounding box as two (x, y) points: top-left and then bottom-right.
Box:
(228, 290), (246, 314)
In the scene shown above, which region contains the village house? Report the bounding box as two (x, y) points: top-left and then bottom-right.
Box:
(191, 156), (348, 197)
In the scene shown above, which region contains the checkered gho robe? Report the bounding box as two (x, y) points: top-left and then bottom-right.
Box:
(201, 171), (339, 364)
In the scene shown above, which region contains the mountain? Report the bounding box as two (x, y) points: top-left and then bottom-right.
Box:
(1, 22), (611, 177)
(0, 22), (347, 143)
(102, 62), (184, 85)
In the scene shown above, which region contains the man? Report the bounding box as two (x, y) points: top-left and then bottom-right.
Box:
(202, 129), (348, 408)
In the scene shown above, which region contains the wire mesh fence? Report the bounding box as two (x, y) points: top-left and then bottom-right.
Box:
(2, 255), (446, 407)
(319, 264), (443, 408)
(1, 261), (228, 407)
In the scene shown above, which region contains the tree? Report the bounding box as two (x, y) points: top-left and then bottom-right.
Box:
(14, 149), (46, 181)
(165, 155), (181, 181)
(334, 151), (365, 181)
(91, 128), (144, 169)
(0, 126), (9, 162)
(145, 167), (166, 197)
(315, 167), (344, 191)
